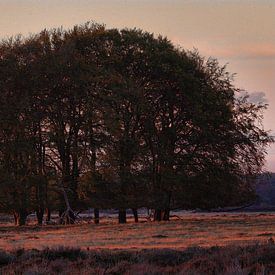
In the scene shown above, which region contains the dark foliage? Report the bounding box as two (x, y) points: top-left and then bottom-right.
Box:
(0, 22), (272, 224)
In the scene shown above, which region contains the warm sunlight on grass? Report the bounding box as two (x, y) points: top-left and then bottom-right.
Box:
(0, 212), (274, 251)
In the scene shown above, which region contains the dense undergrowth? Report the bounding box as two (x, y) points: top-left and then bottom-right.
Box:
(0, 243), (274, 274)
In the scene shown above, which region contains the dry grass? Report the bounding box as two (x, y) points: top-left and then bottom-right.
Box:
(0, 212), (274, 251)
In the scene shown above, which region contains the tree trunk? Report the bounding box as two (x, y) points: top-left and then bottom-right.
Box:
(163, 209), (170, 221)
(13, 212), (19, 226)
(132, 208), (138, 223)
(36, 208), (44, 225)
(46, 207), (51, 222)
(59, 209), (64, 218)
(66, 210), (76, 224)
(94, 208), (99, 224)
(153, 209), (169, 221)
(154, 209), (162, 221)
(15, 210), (28, 226)
(59, 209), (75, 225)
(118, 209), (127, 224)
(163, 192), (171, 221)
(59, 187), (76, 224)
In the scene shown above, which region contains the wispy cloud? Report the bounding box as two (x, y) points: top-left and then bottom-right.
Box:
(213, 44), (275, 60)
(172, 38), (275, 60)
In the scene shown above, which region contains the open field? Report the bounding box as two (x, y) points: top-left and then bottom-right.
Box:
(0, 212), (275, 274)
(0, 212), (274, 251)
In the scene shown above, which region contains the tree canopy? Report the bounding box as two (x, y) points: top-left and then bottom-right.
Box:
(0, 22), (272, 224)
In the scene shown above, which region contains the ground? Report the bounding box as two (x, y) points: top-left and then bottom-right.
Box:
(0, 212), (275, 274)
(0, 212), (274, 251)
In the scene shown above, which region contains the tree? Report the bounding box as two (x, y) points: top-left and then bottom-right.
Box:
(0, 23), (272, 225)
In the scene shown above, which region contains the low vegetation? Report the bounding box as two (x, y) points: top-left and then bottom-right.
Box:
(0, 243), (275, 274)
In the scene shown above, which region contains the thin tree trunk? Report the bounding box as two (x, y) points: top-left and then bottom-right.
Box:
(163, 192), (171, 221)
(60, 187), (76, 225)
(46, 207), (51, 222)
(94, 208), (99, 224)
(36, 208), (44, 225)
(132, 208), (138, 223)
(163, 209), (170, 221)
(90, 125), (99, 225)
(13, 212), (19, 226)
(118, 209), (127, 224)
(59, 209), (64, 218)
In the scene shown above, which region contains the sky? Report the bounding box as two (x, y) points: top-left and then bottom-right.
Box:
(0, 0), (274, 170)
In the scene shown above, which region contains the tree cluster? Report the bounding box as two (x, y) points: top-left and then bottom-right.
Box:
(0, 23), (272, 225)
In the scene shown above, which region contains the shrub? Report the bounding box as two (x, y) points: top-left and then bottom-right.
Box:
(43, 246), (86, 261)
(0, 250), (14, 266)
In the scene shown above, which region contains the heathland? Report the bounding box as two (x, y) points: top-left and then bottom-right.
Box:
(0, 22), (274, 274)
(0, 212), (274, 274)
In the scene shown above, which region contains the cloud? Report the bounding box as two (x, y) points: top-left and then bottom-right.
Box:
(238, 91), (268, 104)
(248, 92), (268, 104)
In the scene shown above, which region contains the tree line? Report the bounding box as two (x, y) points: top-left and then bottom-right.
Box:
(0, 22), (272, 225)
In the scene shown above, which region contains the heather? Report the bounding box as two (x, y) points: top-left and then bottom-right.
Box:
(0, 243), (274, 274)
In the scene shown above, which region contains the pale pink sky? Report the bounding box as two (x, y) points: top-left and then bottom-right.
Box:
(0, 0), (274, 170)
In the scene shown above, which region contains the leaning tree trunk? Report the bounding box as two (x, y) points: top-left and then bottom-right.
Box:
(60, 187), (76, 225)
(118, 209), (127, 224)
(94, 208), (99, 224)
